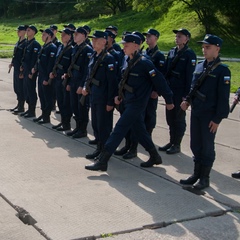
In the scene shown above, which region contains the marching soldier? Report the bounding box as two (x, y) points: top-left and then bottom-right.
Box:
(50, 28), (73, 131)
(33, 28), (57, 124)
(180, 34), (230, 190)
(65, 27), (93, 138)
(9, 25), (28, 114)
(20, 25), (41, 118)
(85, 34), (174, 172)
(82, 30), (118, 160)
(159, 28), (196, 154)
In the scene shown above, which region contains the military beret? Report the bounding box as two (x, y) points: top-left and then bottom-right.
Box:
(106, 25), (118, 32)
(63, 23), (76, 30)
(197, 34), (223, 47)
(173, 28), (191, 38)
(83, 25), (91, 33)
(59, 28), (74, 35)
(88, 30), (108, 40)
(105, 30), (116, 39)
(142, 29), (160, 38)
(75, 27), (87, 36)
(132, 31), (145, 43)
(28, 25), (38, 34)
(40, 28), (54, 37)
(50, 25), (58, 31)
(120, 34), (141, 45)
(17, 25), (28, 31)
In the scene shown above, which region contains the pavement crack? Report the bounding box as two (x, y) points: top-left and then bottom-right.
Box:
(0, 192), (53, 240)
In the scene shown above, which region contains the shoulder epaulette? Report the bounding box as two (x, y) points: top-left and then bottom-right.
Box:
(220, 63), (229, 68)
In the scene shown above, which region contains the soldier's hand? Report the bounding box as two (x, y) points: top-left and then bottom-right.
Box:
(63, 73), (68, 80)
(209, 121), (219, 133)
(76, 87), (83, 95)
(66, 85), (70, 92)
(43, 80), (48, 86)
(20, 66), (24, 71)
(28, 74), (32, 79)
(9, 63), (13, 68)
(166, 103), (174, 110)
(114, 96), (122, 105)
(180, 101), (189, 111)
(31, 68), (36, 74)
(151, 91), (158, 99)
(106, 105), (114, 112)
(49, 72), (54, 79)
(82, 88), (88, 96)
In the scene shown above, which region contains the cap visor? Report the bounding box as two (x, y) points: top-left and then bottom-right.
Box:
(197, 40), (209, 44)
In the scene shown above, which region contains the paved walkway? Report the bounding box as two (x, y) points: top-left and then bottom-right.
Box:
(0, 59), (239, 240)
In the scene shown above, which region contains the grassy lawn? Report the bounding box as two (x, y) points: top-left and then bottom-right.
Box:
(0, 1), (239, 91)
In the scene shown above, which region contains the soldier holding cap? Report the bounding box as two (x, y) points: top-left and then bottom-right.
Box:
(33, 28), (57, 124)
(65, 27), (93, 138)
(85, 33), (174, 172)
(20, 25), (41, 118)
(180, 34), (231, 190)
(10, 25), (28, 114)
(159, 28), (196, 154)
(82, 30), (118, 160)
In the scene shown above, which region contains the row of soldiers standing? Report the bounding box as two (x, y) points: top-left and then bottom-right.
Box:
(9, 23), (231, 190)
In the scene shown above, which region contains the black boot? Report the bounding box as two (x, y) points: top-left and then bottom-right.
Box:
(85, 142), (103, 159)
(24, 104), (36, 118)
(12, 101), (24, 114)
(56, 117), (71, 131)
(114, 138), (131, 156)
(85, 150), (111, 171)
(166, 144), (181, 154)
(193, 166), (212, 190)
(20, 104), (29, 117)
(38, 111), (50, 124)
(72, 121), (87, 138)
(33, 112), (43, 123)
(180, 162), (201, 185)
(52, 115), (62, 129)
(66, 118), (79, 136)
(9, 102), (19, 112)
(123, 142), (138, 159)
(140, 147), (162, 168)
(158, 142), (172, 151)
(88, 138), (98, 145)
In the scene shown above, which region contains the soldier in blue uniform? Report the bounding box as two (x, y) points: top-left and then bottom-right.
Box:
(83, 25), (92, 48)
(85, 34), (174, 172)
(20, 25), (41, 118)
(82, 30), (118, 160)
(180, 34), (230, 190)
(105, 26), (122, 52)
(50, 28), (73, 131)
(33, 28), (57, 124)
(10, 25), (28, 114)
(159, 28), (196, 154)
(66, 27), (93, 138)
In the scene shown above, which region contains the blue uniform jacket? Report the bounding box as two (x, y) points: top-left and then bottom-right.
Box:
(22, 38), (41, 76)
(145, 45), (165, 73)
(69, 42), (93, 87)
(88, 51), (118, 106)
(12, 39), (27, 68)
(164, 46), (196, 97)
(123, 53), (173, 107)
(108, 47), (121, 81)
(38, 42), (57, 81)
(55, 44), (72, 75)
(191, 59), (231, 124)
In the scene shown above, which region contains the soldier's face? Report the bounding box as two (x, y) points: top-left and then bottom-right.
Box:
(26, 28), (35, 38)
(146, 34), (157, 45)
(92, 38), (106, 52)
(202, 44), (220, 60)
(74, 32), (85, 44)
(61, 32), (71, 44)
(123, 42), (139, 57)
(17, 30), (26, 38)
(175, 33), (188, 45)
(42, 32), (50, 42)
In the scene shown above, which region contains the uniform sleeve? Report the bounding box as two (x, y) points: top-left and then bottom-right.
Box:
(106, 57), (118, 106)
(184, 50), (197, 97)
(146, 60), (173, 104)
(46, 46), (57, 82)
(154, 52), (165, 73)
(212, 66), (231, 124)
(30, 42), (41, 73)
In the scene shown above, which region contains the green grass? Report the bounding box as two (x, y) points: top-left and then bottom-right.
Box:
(0, 1), (239, 91)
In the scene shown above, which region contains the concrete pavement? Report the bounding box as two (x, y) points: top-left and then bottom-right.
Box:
(0, 58), (239, 240)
